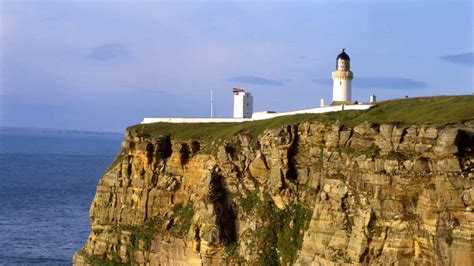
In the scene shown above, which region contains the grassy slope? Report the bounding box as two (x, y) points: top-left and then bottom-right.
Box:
(349, 95), (474, 126)
(128, 95), (474, 143)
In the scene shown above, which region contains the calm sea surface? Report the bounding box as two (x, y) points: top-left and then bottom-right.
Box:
(0, 131), (123, 265)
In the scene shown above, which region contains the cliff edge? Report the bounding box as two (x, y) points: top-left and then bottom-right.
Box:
(74, 96), (474, 265)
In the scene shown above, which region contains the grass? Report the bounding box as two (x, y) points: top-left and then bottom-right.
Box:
(384, 151), (409, 161)
(127, 96), (474, 150)
(348, 95), (474, 127)
(129, 218), (164, 251)
(336, 144), (380, 158)
(170, 203), (195, 237)
(275, 204), (313, 265)
(223, 241), (240, 260)
(106, 149), (126, 172)
(128, 112), (352, 148)
(243, 193), (313, 265)
(240, 190), (260, 214)
(84, 253), (127, 266)
(364, 144), (381, 158)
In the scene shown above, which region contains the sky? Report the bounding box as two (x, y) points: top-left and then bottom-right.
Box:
(1, 0), (473, 132)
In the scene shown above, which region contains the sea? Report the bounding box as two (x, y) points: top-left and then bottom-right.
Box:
(0, 130), (123, 265)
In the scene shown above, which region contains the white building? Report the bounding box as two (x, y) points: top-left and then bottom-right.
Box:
(332, 48), (353, 103)
(370, 94), (377, 103)
(141, 49), (375, 124)
(232, 88), (253, 118)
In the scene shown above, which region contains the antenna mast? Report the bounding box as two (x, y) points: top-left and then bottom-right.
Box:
(210, 90), (214, 118)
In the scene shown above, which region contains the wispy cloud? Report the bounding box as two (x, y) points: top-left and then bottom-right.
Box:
(355, 77), (428, 89)
(311, 78), (332, 87)
(226, 76), (284, 86)
(140, 88), (166, 94)
(440, 52), (474, 66)
(86, 44), (129, 62)
(313, 76), (428, 90)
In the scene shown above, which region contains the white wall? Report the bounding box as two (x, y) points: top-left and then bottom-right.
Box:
(332, 78), (352, 102)
(260, 104), (371, 118)
(233, 93), (243, 118)
(142, 104), (373, 124)
(233, 92), (253, 118)
(244, 93), (253, 118)
(370, 94), (377, 103)
(142, 117), (252, 124)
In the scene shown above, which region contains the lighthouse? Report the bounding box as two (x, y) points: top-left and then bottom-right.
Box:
(332, 48), (353, 103)
(142, 48), (375, 125)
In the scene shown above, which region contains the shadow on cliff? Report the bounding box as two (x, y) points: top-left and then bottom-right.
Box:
(208, 171), (237, 245)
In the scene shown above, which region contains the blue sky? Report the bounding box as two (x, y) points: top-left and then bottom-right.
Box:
(1, 0), (472, 132)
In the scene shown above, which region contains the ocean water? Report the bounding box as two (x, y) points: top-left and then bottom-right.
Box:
(0, 131), (123, 265)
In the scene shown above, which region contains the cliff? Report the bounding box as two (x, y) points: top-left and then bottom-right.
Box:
(74, 96), (474, 265)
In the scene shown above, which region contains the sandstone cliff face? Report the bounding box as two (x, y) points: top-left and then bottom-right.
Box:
(74, 120), (474, 265)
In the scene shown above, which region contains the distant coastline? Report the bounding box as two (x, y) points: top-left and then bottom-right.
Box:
(0, 127), (122, 136)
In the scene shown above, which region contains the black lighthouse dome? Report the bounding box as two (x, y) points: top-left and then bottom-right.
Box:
(337, 48), (350, 60)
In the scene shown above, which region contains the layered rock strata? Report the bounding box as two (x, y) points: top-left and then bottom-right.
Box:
(74, 120), (474, 265)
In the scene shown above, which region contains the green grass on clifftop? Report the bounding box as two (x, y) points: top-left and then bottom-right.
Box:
(128, 111), (356, 144)
(348, 95), (474, 126)
(128, 95), (474, 143)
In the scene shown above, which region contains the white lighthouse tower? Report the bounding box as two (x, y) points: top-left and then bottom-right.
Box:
(332, 48), (353, 103)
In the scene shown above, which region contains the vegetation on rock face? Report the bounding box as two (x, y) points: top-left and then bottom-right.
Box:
(336, 144), (381, 159)
(223, 241), (240, 260)
(364, 144), (381, 158)
(106, 149), (126, 172)
(259, 201), (312, 265)
(170, 203), (195, 238)
(240, 190), (260, 214)
(81, 249), (126, 266)
(103, 203), (194, 264)
(446, 234), (454, 246)
(241, 191), (312, 265)
(129, 218), (164, 251)
(384, 150), (408, 161)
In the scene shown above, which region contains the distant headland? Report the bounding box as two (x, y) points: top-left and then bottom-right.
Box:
(0, 127), (121, 135)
